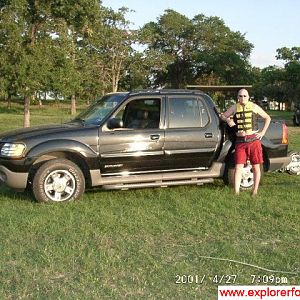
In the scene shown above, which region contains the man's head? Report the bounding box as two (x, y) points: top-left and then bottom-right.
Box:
(237, 89), (250, 105)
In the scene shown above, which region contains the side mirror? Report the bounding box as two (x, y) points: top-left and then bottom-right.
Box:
(107, 118), (123, 129)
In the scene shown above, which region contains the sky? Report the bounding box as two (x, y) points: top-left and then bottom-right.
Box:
(101, 0), (300, 68)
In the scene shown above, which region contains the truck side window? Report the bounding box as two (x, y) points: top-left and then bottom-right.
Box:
(168, 98), (209, 128)
(118, 98), (161, 129)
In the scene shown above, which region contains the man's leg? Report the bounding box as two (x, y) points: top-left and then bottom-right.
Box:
(250, 140), (263, 196)
(234, 164), (244, 195)
(252, 164), (261, 196)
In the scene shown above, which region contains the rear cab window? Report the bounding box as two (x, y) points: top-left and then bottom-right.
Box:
(167, 96), (210, 128)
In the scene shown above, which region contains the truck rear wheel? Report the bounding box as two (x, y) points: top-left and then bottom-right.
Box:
(225, 161), (264, 190)
(32, 159), (85, 203)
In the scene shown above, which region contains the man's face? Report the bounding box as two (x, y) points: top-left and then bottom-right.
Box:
(237, 89), (249, 105)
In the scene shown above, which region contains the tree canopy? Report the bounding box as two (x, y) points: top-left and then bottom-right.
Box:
(138, 10), (254, 88)
(253, 47), (300, 108)
(0, 3), (298, 127)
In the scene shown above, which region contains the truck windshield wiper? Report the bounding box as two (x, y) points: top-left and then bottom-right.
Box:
(72, 117), (86, 125)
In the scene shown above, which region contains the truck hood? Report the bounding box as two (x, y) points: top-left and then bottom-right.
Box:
(0, 122), (87, 142)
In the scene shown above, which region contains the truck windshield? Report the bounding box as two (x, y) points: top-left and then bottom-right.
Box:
(72, 93), (128, 125)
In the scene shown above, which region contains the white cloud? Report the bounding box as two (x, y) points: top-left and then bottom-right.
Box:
(250, 52), (285, 69)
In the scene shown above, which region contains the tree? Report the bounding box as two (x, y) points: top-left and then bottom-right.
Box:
(276, 47), (300, 62)
(139, 10), (253, 88)
(260, 66), (287, 103)
(255, 47), (300, 109)
(49, 0), (101, 114)
(192, 14), (253, 85)
(139, 10), (194, 88)
(85, 7), (138, 93)
(277, 47), (300, 106)
(0, 0), (101, 126)
(0, 0), (56, 126)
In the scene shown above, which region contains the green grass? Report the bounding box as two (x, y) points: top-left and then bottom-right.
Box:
(268, 109), (293, 121)
(0, 103), (300, 299)
(0, 101), (86, 131)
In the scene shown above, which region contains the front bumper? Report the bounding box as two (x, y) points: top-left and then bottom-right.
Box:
(0, 165), (28, 190)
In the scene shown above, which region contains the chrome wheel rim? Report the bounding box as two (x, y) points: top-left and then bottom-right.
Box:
(241, 162), (254, 188)
(290, 154), (300, 175)
(44, 170), (76, 202)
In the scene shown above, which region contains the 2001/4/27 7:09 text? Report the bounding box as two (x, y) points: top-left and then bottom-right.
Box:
(175, 274), (289, 285)
(175, 274), (237, 285)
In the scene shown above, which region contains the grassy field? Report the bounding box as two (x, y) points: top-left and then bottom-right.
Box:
(0, 102), (299, 299)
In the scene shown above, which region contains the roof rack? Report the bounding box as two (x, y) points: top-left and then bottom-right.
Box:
(186, 85), (252, 91)
(130, 88), (205, 95)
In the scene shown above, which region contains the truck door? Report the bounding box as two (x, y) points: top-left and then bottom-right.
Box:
(99, 96), (165, 175)
(163, 95), (221, 170)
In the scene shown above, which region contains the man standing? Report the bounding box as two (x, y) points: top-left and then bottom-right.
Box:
(220, 89), (271, 196)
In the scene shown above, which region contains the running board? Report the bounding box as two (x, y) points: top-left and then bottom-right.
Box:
(90, 162), (224, 186)
(101, 178), (214, 190)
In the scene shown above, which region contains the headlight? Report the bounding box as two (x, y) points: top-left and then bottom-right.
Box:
(1, 143), (26, 157)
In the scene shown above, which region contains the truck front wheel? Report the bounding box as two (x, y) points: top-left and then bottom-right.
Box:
(32, 159), (85, 203)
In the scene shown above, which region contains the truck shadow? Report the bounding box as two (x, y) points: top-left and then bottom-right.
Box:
(0, 185), (35, 203)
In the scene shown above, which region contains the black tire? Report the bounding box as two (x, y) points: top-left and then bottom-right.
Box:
(293, 116), (300, 127)
(293, 116), (297, 126)
(32, 159), (85, 203)
(225, 162), (264, 190)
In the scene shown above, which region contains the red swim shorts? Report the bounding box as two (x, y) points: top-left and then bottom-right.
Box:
(235, 139), (263, 165)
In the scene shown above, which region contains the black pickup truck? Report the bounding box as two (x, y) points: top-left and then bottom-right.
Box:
(0, 89), (292, 202)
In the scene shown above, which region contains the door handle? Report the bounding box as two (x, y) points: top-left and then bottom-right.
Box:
(150, 134), (160, 141)
(205, 133), (213, 138)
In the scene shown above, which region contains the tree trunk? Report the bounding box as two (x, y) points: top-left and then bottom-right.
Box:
(113, 58), (123, 92)
(7, 94), (11, 110)
(71, 94), (76, 115)
(38, 92), (43, 107)
(22, 18), (38, 128)
(23, 95), (30, 128)
(112, 73), (117, 92)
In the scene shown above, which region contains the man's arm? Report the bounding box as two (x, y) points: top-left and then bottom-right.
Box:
(254, 104), (271, 139)
(219, 104), (236, 127)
